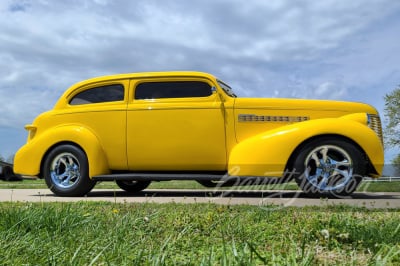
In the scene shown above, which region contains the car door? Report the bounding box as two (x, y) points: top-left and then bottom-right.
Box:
(127, 78), (227, 171)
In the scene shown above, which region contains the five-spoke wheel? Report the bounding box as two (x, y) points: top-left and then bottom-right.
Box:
(293, 138), (365, 196)
(43, 145), (96, 196)
(49, 152), (81, 189)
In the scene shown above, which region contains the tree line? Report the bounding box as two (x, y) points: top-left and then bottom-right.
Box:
(385, 86), (400, 166)
(0, 154), (14, 164)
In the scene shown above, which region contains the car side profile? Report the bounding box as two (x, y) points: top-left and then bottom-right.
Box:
(14, 71), (384, 196)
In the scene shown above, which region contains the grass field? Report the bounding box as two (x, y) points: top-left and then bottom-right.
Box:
(0, 179), (399, 265)
(0, 202), (399, 265)
(1, 178), (400, 193)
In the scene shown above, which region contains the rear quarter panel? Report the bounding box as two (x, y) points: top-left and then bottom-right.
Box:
(14, 124), (110, 177)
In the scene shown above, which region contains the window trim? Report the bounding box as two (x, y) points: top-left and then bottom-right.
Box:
(132, 79), (217, 103)
(68, 83), (126, 106)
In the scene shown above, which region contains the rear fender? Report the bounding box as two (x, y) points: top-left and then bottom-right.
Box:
(14, 125), (109, 177)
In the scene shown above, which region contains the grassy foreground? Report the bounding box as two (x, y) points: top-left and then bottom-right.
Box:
(0, 202), (399, 265)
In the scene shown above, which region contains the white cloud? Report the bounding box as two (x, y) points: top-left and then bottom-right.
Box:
(315, 82), (347, 99)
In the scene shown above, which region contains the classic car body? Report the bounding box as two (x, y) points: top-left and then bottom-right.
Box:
(14, 71), (384, 196)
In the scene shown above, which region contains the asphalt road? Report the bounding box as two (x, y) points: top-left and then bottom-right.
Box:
(1, 189), (400, 209)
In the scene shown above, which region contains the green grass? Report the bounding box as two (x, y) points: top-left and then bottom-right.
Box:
(357, 181), (400, 192)
(1, 178), (400, 192)
(0, 202), (399, 265)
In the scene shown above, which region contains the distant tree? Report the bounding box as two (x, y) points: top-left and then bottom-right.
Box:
(393, 154), (400, 165)
(384, 86), (400, 167)
(392, 155), (400, 176)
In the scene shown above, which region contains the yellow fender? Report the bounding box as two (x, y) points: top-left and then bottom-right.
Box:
(14, 125), (110, 178)
(228, 114), (384, 177)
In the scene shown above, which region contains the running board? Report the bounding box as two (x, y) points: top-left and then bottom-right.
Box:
(92, 173), (227, 182)
(92, 173), (284, 185)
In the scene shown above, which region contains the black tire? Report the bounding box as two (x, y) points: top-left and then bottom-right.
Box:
(292, 138), (365, 197)
(116, 180), (151, 193)
(43, 145), (96, 196)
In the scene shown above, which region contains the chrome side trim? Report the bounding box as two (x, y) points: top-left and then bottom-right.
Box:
(367, 114), (383, 144)
(238, 114), (309, 123)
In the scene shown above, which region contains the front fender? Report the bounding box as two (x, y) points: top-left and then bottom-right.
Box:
(14, 125), (110, 178)
(228, 116), (384, 177)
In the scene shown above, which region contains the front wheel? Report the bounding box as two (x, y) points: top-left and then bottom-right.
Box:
(116, 180), (151, 193)
(43, 145), (96, 196)
(292, 139), (365, 197)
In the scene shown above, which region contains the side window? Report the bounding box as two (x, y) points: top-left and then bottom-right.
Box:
(70, 84), (124, 105)
(135, 81), (212, 100)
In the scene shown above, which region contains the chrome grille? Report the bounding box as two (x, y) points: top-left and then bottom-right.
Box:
(368, 114), (383, 143)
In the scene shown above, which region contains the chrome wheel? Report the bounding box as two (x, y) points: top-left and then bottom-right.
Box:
(293, 138), (365, 196)
(304, 145), (353, 191)
(44, 145), (96, 196)
(50, 152), (81, 189)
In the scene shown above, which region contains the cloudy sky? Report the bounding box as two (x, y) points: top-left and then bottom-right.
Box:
(0, 0), (399, 161)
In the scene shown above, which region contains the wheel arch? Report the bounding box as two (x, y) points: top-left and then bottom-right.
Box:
(38, 130), (110, 179)
(284, 134), (374, 180)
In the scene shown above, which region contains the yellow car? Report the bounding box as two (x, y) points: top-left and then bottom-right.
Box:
(14, 71), (384, 197)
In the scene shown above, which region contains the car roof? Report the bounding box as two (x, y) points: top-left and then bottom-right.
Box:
(71, 71), (217, 87)
(54, 71), (218, 109)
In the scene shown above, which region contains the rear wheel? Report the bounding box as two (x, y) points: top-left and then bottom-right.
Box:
(43, 145), (96, 196)
(116, 180), (151, 193)
(293, 139), (365, 197)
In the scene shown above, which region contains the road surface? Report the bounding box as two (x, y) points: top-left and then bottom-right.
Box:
(1, 189), (400, 209)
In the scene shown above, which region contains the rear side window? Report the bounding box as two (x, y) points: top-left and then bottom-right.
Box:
(70, 84), (124, 105)
(135, 81), (212, 99)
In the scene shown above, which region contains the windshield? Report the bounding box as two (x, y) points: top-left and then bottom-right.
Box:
(217, 80), (237, 98)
